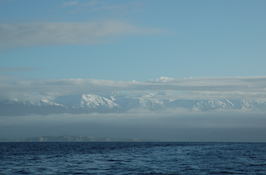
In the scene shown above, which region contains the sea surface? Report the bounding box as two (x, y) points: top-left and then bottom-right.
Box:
(0, 142), (266, 174)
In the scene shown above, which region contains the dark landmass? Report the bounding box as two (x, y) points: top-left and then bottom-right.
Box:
(0, 135), (160, 142)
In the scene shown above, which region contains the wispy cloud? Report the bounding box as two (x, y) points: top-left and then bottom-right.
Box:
(61, 1), (78, 7)
(88, 5), (126, 12)
(1, 76), (266, 101)
(0, 67), (41, 72)
(65, 1), (141, 15)
(0, 22), (161, 51)
(81, 1), (98, 7)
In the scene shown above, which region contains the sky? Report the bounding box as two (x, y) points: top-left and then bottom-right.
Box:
(1, 0), (266, 81)
(1, 0), (266, 141)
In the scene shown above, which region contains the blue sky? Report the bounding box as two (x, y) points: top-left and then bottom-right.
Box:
(1, 0), (266, 81)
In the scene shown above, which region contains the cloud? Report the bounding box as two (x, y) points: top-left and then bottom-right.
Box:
(61, 0), (140, 14)
(80, 1), (139, 11)
(1, 76), (266, 101)
(61, 1), (78, 7)
(88, 5), (126, 12)
(0, 22), (161, 50)
(1, 110), (266, 141)
(154, 77), (174, 83)
(2, 109), (266, 128)
(0, 67), (41, 72)
(81, 1), (98, 7)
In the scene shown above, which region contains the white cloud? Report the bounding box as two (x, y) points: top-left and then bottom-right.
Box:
(155, 77), (174, 83)
(0, 22), (161, 50)
(1, 76), (266, 101)
(2, 110), (266, 141)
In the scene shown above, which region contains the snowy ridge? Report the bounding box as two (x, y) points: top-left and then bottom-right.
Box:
(193, 100), (235, 111)
(105, 93), (165, 110)
(53, 94), (121, 109)
(1, 93), (266, 116)
(81, 94), (121, 108)
(2, 99), (66, 107)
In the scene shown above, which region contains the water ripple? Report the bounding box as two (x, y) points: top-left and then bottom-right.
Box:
(0, 142), (266, 174)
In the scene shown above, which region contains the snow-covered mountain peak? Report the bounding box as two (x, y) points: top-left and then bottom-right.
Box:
(53, 94), (121, 109)
(2, 93), (266, 116)
(80, 94), (120, 108)
(1, 98), (64, 107)
(192, 100), (236, 111)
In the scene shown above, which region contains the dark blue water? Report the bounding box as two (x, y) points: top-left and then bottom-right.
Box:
(1, 142), (266, 174)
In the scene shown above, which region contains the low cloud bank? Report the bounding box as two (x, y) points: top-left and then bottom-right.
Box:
(1, 76), (266, 101)
(1, 109), (266, 142)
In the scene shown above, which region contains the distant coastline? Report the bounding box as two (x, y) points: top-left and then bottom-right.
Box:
(0, 135), (160, 142)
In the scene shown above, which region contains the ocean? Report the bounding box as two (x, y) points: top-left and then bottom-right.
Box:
(0, 142), (266, 174)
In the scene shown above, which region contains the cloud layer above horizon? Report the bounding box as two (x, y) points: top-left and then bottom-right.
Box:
(1, 76), (266, 101)
(2, 109), (266, 141)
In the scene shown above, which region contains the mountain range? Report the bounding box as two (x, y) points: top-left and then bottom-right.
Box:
(1, 93), (266, 116)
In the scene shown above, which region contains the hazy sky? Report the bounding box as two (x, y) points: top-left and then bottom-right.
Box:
(1, 0), (266, 141)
